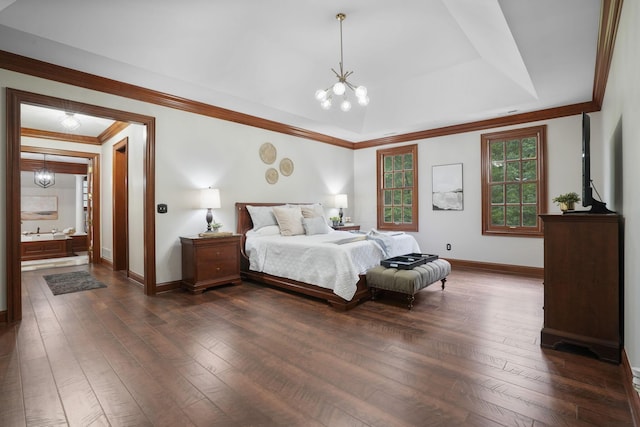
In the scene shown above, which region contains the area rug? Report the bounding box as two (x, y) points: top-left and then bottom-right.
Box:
(43, 271), (107, 295)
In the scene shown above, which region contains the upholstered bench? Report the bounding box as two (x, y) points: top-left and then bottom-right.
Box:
(366, 259), (451, 309)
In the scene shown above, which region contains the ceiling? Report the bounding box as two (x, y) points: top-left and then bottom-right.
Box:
(0, 0), (602, 143)
(21, 104), (116, 137)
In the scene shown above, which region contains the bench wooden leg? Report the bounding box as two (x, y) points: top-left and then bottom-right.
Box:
(407, 294), (415, 310)
(441, 277), (447, 290)
(370, 287), (378, 300)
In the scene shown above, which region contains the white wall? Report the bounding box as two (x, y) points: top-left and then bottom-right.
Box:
(152, 111), (354, 283)
(600, 0), (640, 368)
(21, 172), (78, 233)
(354, 116), (587, 268)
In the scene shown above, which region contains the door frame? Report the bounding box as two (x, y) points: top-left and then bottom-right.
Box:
(6, 88), (157, 322)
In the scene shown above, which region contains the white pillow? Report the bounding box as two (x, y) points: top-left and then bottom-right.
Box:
(302, 216), (329, 235)
(246, 205), (281, 230)
(248, 225), (281, 236)
(272, 206), (305, 236)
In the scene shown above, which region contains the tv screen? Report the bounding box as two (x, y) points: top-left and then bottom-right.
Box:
(580, 112), (613, 213)
(582, 112), (593, 207)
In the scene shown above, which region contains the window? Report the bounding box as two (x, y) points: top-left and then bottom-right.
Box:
(377, 144), (418, 232)
(481, 125), (547, 237)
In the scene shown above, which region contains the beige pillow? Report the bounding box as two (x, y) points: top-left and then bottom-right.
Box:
(272, 206), (305, 236)
(300, 203), (325, 218)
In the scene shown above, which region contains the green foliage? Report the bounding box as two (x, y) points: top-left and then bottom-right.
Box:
(552, 192), (580, 204)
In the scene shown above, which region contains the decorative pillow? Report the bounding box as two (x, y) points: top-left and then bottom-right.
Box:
(299, 204), (323, 218)
(246, 205), (280, 230)
(302, 216), (329, 235)
(272, 206), (305, 236)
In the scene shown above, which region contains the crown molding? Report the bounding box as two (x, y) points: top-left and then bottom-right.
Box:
(592, 0), (624, 108)
(21, 127), (100, 144)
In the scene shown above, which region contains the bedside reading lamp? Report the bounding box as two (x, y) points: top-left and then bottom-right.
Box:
(335, 194), (348, 225)
(200, 187), (221, 232)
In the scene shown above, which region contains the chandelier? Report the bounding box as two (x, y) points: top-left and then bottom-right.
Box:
(34, 154), (55, 188)
(315, 13), (369, 112)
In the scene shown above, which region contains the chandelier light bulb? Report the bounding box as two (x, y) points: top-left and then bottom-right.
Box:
(357, 95), (370, 106)
(315, 89), (327, 101)
(340, 99), (352, 112)
(355, 86), (367, 98)
(320, 98), (332, 110)
(333, 82), (346, 96)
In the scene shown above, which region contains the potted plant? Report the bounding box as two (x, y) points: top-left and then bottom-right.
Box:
(329, 216), (340, 227)
(552, 192), (580, 211)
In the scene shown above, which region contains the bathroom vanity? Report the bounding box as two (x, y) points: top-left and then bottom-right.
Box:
(21, 233), (74, 261)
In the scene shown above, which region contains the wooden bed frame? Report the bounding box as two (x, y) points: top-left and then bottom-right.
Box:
(235, 202), (371, 310)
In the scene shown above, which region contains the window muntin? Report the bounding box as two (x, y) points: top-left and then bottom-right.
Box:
(482, 126), (546, 237)
(377, 144), (418, 232)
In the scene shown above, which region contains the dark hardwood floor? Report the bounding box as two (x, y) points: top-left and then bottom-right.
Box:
(0, 264), (634, 426)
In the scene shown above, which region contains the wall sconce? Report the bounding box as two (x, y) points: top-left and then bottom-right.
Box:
(335, 194), (348, 225)
(200, 187), (221, 232)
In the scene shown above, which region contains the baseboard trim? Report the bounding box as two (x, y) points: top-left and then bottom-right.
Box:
(622, 349), (640, 426)
(447, 258), (544, 279)
(128, 270), (144, 285)
(100, 257), (113, 269)
(0, 310), (7, 323)
(156, 280), (182, 293)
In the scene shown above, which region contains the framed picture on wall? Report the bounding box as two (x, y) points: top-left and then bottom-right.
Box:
(21, 195), (58, 220)
(432, 163), (463, 211)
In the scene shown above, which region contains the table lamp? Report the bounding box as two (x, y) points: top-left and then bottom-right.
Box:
(200, 187), (221, 232)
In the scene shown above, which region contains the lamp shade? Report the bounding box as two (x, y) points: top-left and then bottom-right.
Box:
(200, 187), (221, 209)
(335, 194), (348, 209)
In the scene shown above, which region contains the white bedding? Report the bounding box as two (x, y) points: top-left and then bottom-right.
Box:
(245, 229), (420, 301)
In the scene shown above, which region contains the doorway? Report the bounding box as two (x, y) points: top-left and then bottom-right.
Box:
(113, 138), (129, 272)
(6, 88), (157, 322)
(20, 146), (98, 272)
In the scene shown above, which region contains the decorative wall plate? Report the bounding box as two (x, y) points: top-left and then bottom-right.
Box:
(279, 158), (294, 176)
(265, 168), (279, 184)
(259, 142), (277, 164)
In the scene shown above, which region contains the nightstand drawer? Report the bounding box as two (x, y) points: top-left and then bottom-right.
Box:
(197, 244), (237, 262)
(199, 258), (238, 280)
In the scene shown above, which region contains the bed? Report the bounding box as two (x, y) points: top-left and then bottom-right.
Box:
(236, 202), (420, 310)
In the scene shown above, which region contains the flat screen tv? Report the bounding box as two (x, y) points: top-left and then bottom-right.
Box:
(581, 112), (613, 213)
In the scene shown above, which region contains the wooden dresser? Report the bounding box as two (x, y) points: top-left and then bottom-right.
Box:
(540, 214), (622, 363)
(180, 235), (242, 294)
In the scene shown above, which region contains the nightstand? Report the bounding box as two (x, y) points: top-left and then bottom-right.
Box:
(180, 234), (242, 294)
(331, 224), (360, 231)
